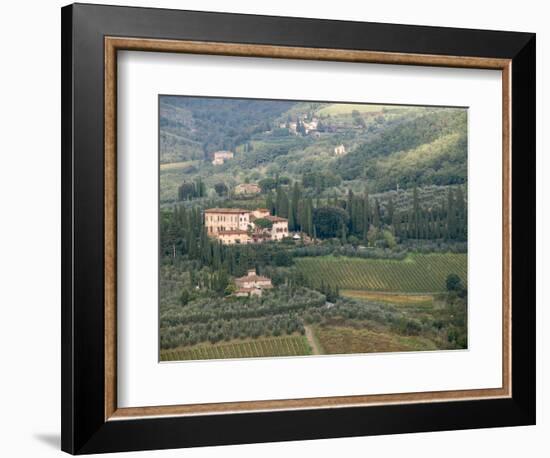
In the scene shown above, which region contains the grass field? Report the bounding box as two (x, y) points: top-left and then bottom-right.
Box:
(316, 103), (401, 116)
(160, 161), (202, 202)
(340, 290), (434, 306)
(160, 335), (312, 361)
(160, 160), (198, 171)
(295, 253), (467, 293)
(314, 323), (439, 355)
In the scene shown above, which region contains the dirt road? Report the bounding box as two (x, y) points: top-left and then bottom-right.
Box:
(304, 326), (322, 355)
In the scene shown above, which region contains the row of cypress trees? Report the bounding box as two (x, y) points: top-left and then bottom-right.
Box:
(265, 183), (467, 242)
(161, 184), (467, 276)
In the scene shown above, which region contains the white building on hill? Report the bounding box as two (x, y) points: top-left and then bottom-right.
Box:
(334, 144), (346, 156)
(211, 150), (234, 165)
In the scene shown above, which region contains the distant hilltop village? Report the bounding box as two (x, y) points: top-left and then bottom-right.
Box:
(204, 208), (289, 245)
(209, 115), (347, 167)
(280, 116), (319, 135)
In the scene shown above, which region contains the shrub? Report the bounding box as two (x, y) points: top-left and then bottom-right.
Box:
(274, 251), (293, 266)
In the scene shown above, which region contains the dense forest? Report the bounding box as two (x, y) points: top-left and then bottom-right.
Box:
(160, 97), (295, 162)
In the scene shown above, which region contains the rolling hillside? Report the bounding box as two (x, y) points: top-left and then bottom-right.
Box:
(159, 97), (467, 204)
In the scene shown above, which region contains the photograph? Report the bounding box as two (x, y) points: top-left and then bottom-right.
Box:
(159, 96), (468, 362)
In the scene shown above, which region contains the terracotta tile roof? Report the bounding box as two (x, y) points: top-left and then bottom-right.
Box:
(235, 274), (272, 283)
(235, 184), (261, 190)
(204, 208), (249, 214)
(264, 215), (288, 223)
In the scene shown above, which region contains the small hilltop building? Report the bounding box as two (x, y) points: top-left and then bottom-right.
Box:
(234, 269), (273, 297)
(211, 150), (234, 165)
(234, 183), (262, 196)
(263, 215), (289, 241)
(334, 144), (347, 156)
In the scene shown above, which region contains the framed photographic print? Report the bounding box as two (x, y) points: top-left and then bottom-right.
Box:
(61, 3), (536, 454)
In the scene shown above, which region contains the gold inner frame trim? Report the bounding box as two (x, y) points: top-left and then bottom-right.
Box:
(104, 36), (512, 421)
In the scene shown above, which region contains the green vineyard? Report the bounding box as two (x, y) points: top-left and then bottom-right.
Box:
(160, 335), (312, 362)
(295, 253), (467, 293)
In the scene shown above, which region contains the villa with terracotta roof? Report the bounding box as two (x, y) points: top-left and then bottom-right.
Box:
(204, 207), (288, 244)
(204, 208), (250, 235)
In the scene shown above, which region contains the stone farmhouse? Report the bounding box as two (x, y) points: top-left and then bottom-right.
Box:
(234, 183), (261, 195)
(204, 207), (288, 245)
(211, 150), (234, 165)
(234, 269), (273, 297)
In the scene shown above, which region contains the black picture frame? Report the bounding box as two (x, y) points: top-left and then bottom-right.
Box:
(61, 3), (536, 454)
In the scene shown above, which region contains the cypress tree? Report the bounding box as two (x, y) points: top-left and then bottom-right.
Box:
(266, 192), (275, 215)
(455, 187), (466, 240)
(428, 210), (434, 239)
(275, 186), (289, 217)
(280, 192), (289, 218)
(296, 200), (304, 232)
(413, 186), (420, 239)
(386, 198), (395, 225)
(304, 198), (314, 236)
(363, 192), (371, 237)
(434, 213), (441, 239)
(341, 222), (347, 244)
(392, 210), (400, 237)
(373, 198), (381, 228)
(346, 189), (355, 232)
(212, 241), (221, 270)
(408, 210), (415, 239)
(288, 205), (296, 231)
(291, 182), (301, 230)
(446, 188), (456, 240)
